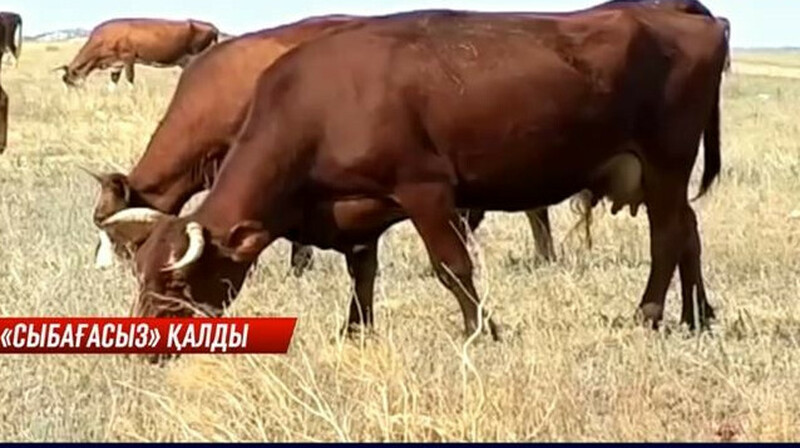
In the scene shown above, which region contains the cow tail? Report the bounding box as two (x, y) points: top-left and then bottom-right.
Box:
(720, 17), (731, 72)
(14, 15), (22, 60)
(694, 87), (721, 200)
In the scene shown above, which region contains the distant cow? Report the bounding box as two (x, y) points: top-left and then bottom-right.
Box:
(0, 11), (22, 153)
(58, 18), (219, 88)
(102, 8), (728, 342)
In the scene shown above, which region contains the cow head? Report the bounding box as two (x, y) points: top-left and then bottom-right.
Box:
(82, 169), (132, 224)
(56, 65), (84, 87)
(100, 210), (268, 319)
(81, 168), (137, 266)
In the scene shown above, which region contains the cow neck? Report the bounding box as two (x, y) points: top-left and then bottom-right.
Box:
(124, 165), (193, 214)
(191, 141), (302, 247)
(126, 129), (219, 215)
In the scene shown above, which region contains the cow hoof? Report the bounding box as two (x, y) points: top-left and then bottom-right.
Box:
(682, 304), (717, 331)
(464, 318), (502, 342)
(638, 303), (664, 329)
(334, 323), (375, 345)
(489, 319), (502, 342)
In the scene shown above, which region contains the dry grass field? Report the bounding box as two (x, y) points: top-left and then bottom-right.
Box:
(0, 40), (798, 442)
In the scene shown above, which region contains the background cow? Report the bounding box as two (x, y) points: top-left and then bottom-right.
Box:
(57, 18), (219, 88)
(85, 15), (359, 269)
(0, 11), (22, 153)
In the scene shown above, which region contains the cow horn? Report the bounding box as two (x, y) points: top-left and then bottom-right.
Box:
(53, 65), (68, 73)
(101, 208), (167, 227)
(162, 222), (205, 272)
(78, 165), (103, 182)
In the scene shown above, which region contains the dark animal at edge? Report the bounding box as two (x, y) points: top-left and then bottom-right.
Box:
(0, 11), (22, 153)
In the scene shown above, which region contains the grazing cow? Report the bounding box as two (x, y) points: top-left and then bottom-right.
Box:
(101, 8), (728, 342)
(57, 18), (219, 88)
(0, 11), (21, 154)
(86, 15), (359, 269)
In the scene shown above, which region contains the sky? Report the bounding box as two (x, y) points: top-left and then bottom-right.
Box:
(1, 0), (794, 49)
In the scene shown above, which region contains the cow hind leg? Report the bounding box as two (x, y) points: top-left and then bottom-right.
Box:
(639, 176), (689, 328)
(525, 207), (556, 262)
(342, 242), (378, 336)
(678, 205), (715, 330)
(0, 85), (7, 154)
(397, 183), (500, 341)
(462, 209), (486, 233)
(419, 208), (481, 278)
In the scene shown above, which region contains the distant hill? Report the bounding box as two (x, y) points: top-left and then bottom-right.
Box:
(734, 47), (800, 53)
(26, 29), (90, 42)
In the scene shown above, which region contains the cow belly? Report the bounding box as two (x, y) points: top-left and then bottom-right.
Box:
(454, 148), (644, 214)
(452, 145), (605, 211)
(290, 197), (406, 250)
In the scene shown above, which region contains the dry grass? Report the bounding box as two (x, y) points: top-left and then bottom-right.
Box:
(0, 41), (798, 442)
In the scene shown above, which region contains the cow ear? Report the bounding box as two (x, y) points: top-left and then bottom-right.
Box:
(81, 168), (131, 204)
(224, 220), (271, 263)
(103, 173), (131, 203)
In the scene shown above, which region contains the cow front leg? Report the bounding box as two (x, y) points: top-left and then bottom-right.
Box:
(398, 182), (500, 341)
(124, 62), (135, 85)
(341, 242), (378, 336)
(108, 69), (121, 93)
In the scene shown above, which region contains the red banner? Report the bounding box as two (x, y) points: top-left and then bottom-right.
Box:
(0, 318), (297, 354)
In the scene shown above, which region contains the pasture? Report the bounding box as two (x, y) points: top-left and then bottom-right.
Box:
(0, 41), (798, 441)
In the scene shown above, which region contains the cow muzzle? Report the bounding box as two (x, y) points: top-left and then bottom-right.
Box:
(54, 66), (81, 87)
(134, 290), (222, 319)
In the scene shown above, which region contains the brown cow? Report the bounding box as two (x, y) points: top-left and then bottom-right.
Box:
(58, 18), (219, 88)
(101, 8), (728, 345)
(86, 15), (359, 269)
(0, 11), (21, 154)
